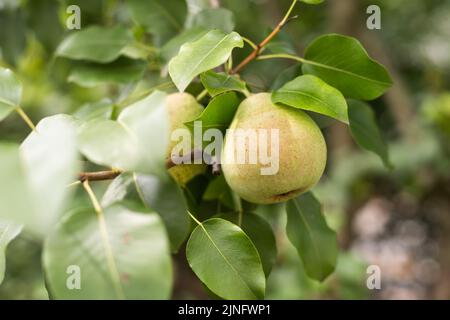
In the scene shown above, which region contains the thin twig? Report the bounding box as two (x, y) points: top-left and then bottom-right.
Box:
(229, 0), (299, 74)
(82, 180), (125, 300)
(15, 106), (36, 132)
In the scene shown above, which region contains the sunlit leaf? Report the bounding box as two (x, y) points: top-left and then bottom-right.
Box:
(160, 27), (208, 63)
(0, 221), (22, 284)
(272, 75), (349, 123)
(20, 115), (79, 236)
(78, 91), (169, 176)
(200, 71), (247, 97)
(43, 203), (173, 299)
(169, 30), (243, 92)
(221, 212), (277, 277)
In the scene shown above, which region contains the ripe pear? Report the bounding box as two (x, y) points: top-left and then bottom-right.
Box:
(166, 92), (206, 185)
(222, 93), (327, 204)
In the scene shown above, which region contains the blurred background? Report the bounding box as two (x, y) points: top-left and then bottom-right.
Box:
(0, 0), (449, 299)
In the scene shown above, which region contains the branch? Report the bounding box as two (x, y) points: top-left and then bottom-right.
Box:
(229, 0), (298, 75)
(78, 170), (122, 182)
(77, 150), (221, 184)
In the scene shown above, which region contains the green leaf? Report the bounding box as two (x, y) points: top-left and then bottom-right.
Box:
(272, 75), (349, 123)
(0, 144), (34, 232)
(43, 203), (173, 299)
(78, 119), (140, 170)
(186, 218), (265, 299)
(0, 221), (22, 284)
(0, 116), (78, 237)
(78, 91), (169, 176)
(0, 9), (26, 66)
(200, 71), (247, 97)
(56, 26), (132, 63)
(20, 115), (79, 236)
(160, 27), (208, 63)
(271, 65), (301, 91)
(286, 192), (338, 281)
(128, 0), (186, 44)
(221, 212), (277, 277)
(68, 58), (147, 88)
(100, 173), (142, 208)
(169, 30), (243, 92)
(348, 100), (392, 168)
(0, 67), (22, 121)
(134, 174), (191, 253)
(185, 91), (240, 132)
(191, 8), (235, 33)
(302, 34), (392, 100)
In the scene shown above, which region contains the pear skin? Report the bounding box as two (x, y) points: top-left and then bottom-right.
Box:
(166, 93), (206, 185)
(222, 93), (327, 204)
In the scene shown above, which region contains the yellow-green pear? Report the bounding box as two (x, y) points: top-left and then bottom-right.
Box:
(222, 93), (327, 204)
(166, 92), (206, 185)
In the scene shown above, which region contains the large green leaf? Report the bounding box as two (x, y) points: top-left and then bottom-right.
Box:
(43, 203), (173, 299)
(0, 67), (22, 121)
(128, 0), (186, 44)
(78, 91), (169, 176)
(186, 218), (265, 299)
(135, 174), (190, 252)
(221, 212), (277, 277)
(101, 173), (141, 208)
(0, 144), (34, 232)
(272, 75), (349, 123)
(56, 26), (132, 63)
(0, 221), (22, 284)
(19, 115), (79, 236)
(302, 34), (392, 100)
(185, 91), (240, 132)
(0, 116), (78, 237)
(169, 30), (243, 92)
(68, 58), (147, 88)
(286, 192), (338, 282)
(101, 172), (191, 252)
(200, 71), (247, 97)
(348, 100), (392, 168)
(160, 27), (208, 63)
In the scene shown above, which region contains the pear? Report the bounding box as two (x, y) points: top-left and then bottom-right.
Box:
(222, 93), (327, 204)
(166, 92), (206, 185)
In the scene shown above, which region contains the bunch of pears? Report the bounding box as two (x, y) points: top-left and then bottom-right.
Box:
(165, 92), (326, 204)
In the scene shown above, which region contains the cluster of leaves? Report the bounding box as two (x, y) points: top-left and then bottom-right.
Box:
(0, 0), (393, 299)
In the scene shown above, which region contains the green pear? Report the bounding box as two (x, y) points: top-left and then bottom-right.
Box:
(166, 92), (206, 185)
(222, 93), (327, 204)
